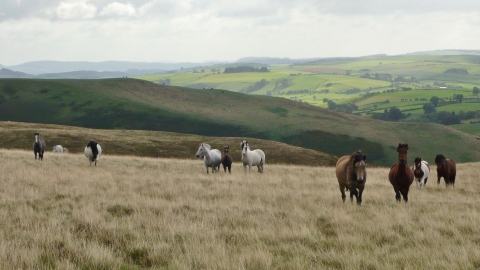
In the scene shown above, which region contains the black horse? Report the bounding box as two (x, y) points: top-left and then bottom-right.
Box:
(221, 146), (233, 173)
(33, 132), (46, 160)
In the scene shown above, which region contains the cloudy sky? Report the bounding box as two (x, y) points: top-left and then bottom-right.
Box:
(1, 0), (479, 65)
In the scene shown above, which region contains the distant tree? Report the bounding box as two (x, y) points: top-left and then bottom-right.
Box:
(323, 98), (328, 103)
(430, 96), (440, 107)
(455, 94), (464, 103)
(388, 107), (403, 121)
(327, 100), (337, 109)
(345, 70), (352, 76)
(473, 87), (479, 95)
(436, 111), (461, 125)
(423, 103), (436, 114)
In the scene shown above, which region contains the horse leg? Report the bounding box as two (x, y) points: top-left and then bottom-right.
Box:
(228, 165), (231, 173)
(349, 187), (358, 203)
(243, 164), (247, 174)
(339, 184), (346, 202)
(451, 174), (456, 188)
(400, 187), (409, 202)
(357, 186), (364, 205)
(394, 186), (401, 202)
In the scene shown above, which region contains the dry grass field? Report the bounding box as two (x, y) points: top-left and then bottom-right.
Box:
(1, 149), (480, 270)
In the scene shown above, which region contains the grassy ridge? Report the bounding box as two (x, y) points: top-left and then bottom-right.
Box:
(0, 121), (338, 166)
(1, 149), (480, 269)
(1, 79), (480, 166)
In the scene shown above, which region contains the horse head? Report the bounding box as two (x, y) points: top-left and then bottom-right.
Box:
(413, 157), (424, 177)
(435, 154), (446, 168)
(224, 146), (229, 153)
(397, 143), (409, 164)
(351, 151), (367, 183)
(195, 143), (207, 158)
(34, 133), (40, 144)
(241, 141), (249, 158)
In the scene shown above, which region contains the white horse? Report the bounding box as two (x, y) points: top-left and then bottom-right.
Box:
(411, 157), (430, 189)
(84, 140), (102, 167)
(240, 140), (265, 173)
(195, 143), (221, 173)
(52, 144), (64, 153)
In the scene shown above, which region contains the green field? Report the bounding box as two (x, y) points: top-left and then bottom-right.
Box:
(1, 78), (480, 166)
(136, 55), (480, 107)
(135, 54), (480, 135)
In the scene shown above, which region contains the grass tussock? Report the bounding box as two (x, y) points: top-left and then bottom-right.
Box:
(0, 149), (479, 269)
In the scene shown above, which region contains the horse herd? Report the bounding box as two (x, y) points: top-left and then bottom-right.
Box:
(33, 133), (457, 203)
(33, 133), (102, 166)
(195, 140), (265, 174)
(336, 143), (457, 204)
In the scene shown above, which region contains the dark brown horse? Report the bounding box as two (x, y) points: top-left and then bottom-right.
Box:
(221, 146), (233, 173)
(434, 154), (456, 187)
(388, 143), (414, 202)
(335, 151), (367, 204)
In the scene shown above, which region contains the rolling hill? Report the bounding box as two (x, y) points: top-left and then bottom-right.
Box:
(0, 78), (479, 166)
(0, 121), (337, 166)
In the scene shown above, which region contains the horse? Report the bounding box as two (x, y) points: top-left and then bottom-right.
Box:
(33, 133), (46, 160)
(388, 143), (414, 202)
(335, 151), (367, 204)
(221, 145), (233, 173)
(52, 144), (64, 153)
(411, 157), (430, 189)
(240, 140), (265, 173)
(84, 140), (102, 167)
(195, 143), (221, 173)
(434, 154), (456, 187)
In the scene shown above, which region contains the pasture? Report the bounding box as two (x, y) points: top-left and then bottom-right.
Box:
(1, 149), (479, 269)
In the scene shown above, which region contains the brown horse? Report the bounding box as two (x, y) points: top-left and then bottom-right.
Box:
(221, 146), (233, 173)
(335, 151), (367, 204)
(388, 143), (414, 202)
(434, 154), (456, 187)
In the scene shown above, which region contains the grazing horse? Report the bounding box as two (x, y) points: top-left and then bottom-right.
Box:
(411, 157), (430, 189)
(435, 154), (456, 187)
(195, 143), (221, 173)
(52, 144), (64, 153)
(221, 146), (233, 173)
(84, 140), (102, 167)
(335, 151), (367, 204)
(33, 133), (46, 160)
(240, 140), (265, 173)
(388, 143), (414, 202)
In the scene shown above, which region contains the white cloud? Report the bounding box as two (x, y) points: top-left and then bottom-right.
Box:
(100, 2), (136, 17)
(56, 1), (97, 20)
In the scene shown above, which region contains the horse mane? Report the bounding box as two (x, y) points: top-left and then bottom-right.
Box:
(350, 151), (366, 165)
(435, 154), (446, 163)
(397, 143), (409, 151)
(202, 143), (211, 150)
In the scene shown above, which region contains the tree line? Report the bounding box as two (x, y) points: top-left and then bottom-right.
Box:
(223, 66), (269, 73)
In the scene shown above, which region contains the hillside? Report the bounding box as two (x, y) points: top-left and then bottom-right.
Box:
(0, 78), (479, 166)
(1, 149), (479, 269)
(0, 121), (338, 166)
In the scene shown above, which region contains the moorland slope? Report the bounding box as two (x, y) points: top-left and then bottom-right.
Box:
(0, 78), (479, 166)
